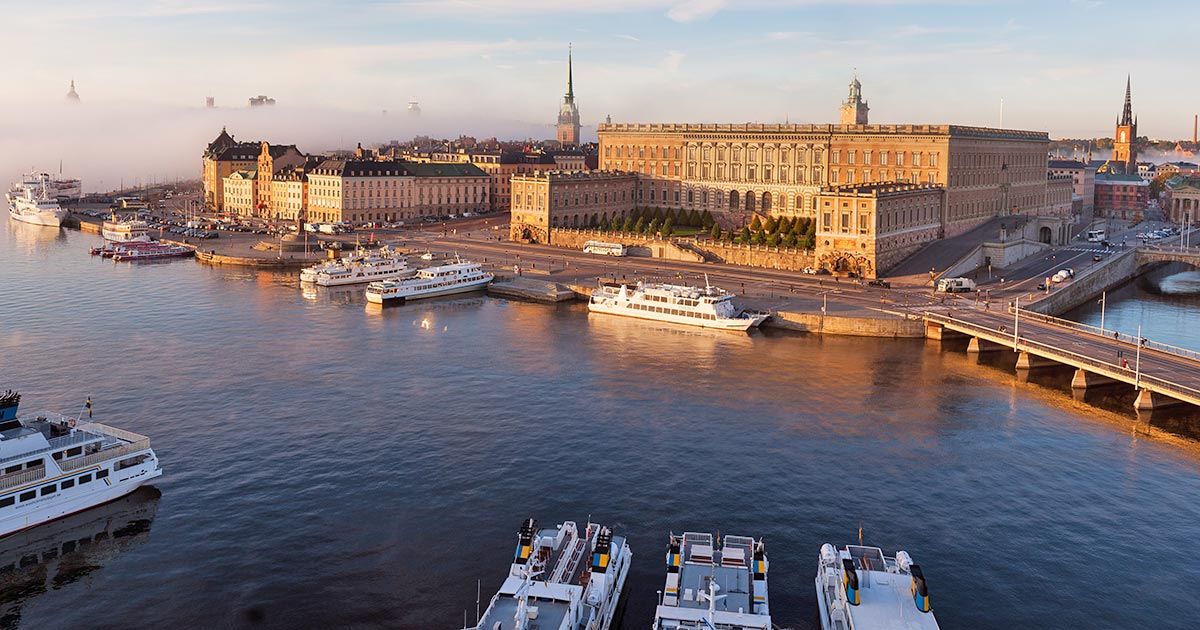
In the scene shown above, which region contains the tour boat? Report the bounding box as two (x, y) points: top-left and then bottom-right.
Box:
(299, 246), (413, 286)
(6, 173), (68, 228)
(652, 531), (771, 630)
(466, 517), (631, 630)
(816, 543), (939, 630)
(0, 390), (162, 538)
(588, 278), (768, 331)
(101, 215), (151, 243)
(365, 260), (493, 304)
(91, 240), (169, 257)
(112, 243), (194, 261)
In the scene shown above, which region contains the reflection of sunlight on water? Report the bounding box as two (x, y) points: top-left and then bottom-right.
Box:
(1159, 270), (1200, 295)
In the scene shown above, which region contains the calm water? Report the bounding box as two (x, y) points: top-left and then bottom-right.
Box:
(3, 219), (1200, 630)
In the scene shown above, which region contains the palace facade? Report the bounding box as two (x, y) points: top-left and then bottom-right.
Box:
(510, 170), (638, 243)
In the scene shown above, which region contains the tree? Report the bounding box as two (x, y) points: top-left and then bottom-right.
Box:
(662, 217), (674, 238)
(601, 218), (612, 231)
(739, 226), (752, 243)
(804, 218), (816, 239)
(634, 217), (645, 234)
(688, 209), (701, 227)
(749, 216), (763, 231)
(622, 216), (635, 232)
(763, 216), (778, 234)
(791, 217), (805, 235)
(652, 208), (665, 223)
(648, 218), (661, 235)
(1150, 171), (1174, 198)
(752, 230), (767, 246)
(664, 208), (676, 224)
(710, 224), (722, 240)
(766, 233), (781, 247)
(701, 209), (715, 228)
(778, 216), (793, 236)
(783, 233), (799, 248)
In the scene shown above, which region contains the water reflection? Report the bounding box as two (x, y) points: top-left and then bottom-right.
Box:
(0, 487), (161, 628)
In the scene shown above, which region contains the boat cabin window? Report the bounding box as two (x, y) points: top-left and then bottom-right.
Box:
(96, 469), (109, 480)
(0, 497), (13, 508)
(53, 452), (63, 460)
(61, 479), (74, 489)
(19, 491), (35, 502)
(25, 459), (42, 469)
(79, 474), (92, 484)
(66, 446), (82, 457)
(4, 465), (20, 474)
(40, 485), (55, 496)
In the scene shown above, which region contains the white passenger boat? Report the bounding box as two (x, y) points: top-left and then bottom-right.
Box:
(588, 279), (768, 331)
(102, 214), (150, 243)
(0, 390), (162, 538)
(653, 531), (770, 630)
(467, 517), (631, 630)
(299, 246), (413, 286)
(365, 260), (493, 304)
(816, 543), (939, 630)
(6, 173), (68, 228)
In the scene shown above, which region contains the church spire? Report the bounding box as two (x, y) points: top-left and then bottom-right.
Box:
(1120, 75), (1133, 126)
(566, 43), (574, 100)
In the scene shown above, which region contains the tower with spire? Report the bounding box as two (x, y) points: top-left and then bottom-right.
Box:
(65, 79), (80, 103)
(556, 45), (581, 146)
(839, 70), (868, 125)
(1112, 76), (1137, 174)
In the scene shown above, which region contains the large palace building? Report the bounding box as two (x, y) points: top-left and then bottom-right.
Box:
(595, 74), (1053, 240)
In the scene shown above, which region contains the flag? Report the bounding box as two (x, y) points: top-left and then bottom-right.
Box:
(85, 397), (92, 418)
(858, 523), (863, 545)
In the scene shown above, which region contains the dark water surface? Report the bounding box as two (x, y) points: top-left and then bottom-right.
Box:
(3, 220), (1200, 629)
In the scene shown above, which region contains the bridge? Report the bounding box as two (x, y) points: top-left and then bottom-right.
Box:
(1135, 245), (1200, 267)
(924, 307), (1200, 412)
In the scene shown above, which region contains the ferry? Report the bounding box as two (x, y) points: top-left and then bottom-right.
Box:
(588, 279), (768, 331)
(112, 243), (194, 262)
(816, 543), (939, 630)
(365, 260), (493, 304)
(6, 173), (68, 228)
(102, 214), (151, 243)
(466, 517), (631, 630)
(653, 531), (771, 630)
(0, 390), (162, 538)
(299, 246), (413, 286)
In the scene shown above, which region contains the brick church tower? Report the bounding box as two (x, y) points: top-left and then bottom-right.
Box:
(1112, 76), (1137, 174)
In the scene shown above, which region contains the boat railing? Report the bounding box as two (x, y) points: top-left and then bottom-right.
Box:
(77, 422), (149, 445)
(58, 437), (151, 472)
(48, 430), (101, 450)
(0, 466), (47, 492)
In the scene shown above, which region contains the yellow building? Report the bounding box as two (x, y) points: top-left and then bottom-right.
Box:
(202, 128), (259, 213)
(510, 170), (638, 243)
(306, 159), (490, 225)
(813, 182), (944, 276)
(222, 170), (258, 217)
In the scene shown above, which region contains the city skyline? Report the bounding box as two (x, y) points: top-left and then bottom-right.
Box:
(4, 0), (1199, 140)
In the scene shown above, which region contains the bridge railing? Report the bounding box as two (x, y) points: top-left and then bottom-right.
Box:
(924, 312), (1200, 403)
(1003, 306), (1200, 362)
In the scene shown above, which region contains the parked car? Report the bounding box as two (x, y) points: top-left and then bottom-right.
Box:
(1093, 253), (1103, 262)
(868, 279), (891, 288)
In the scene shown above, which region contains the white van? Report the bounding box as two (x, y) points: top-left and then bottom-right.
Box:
(937, 277), (977, 293)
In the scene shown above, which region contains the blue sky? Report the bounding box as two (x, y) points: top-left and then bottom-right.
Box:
(3, 0), (1198, 141)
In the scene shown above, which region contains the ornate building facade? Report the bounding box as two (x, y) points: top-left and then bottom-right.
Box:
(1112, 77), (1137, 175)
(556, 47), (581, 146)
(202, 128), (262, 212)
(510, 170), (637, 243)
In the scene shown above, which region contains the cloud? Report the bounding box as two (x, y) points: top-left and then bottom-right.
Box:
(616, 34), (641, 42)
(662, 50), (686, 73)
(666, 0), (727, 22)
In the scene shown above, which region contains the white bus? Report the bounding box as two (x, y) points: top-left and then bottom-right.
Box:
(583, 240), (627, 256)
(1086, 229), (1106, 242)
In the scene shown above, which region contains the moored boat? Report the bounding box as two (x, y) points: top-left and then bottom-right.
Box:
(101, 214), (150, 243)
(112, 243), (194, 261)
(653, 531), (771, 630)
(466, 517), (631, 630)
(299, 245), (412, 286)
(365, 260), (492, 304)
(588, 279), (768, 331)
(0, 390), (163, 538)
(7, 173), (68, 228)
(816, 542), (939, 630)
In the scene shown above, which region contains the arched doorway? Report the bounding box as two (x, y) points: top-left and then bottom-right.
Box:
(1039, 226), (1052, 244)
(745, 192), (755, 214)
(729, 190), (739, 209)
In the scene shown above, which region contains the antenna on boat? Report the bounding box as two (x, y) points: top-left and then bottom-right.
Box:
(475, 578), (481, 625)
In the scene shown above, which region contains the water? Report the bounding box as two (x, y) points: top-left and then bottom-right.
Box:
(3, 219), (1200, 629)
(1068, 263), (1200, 351)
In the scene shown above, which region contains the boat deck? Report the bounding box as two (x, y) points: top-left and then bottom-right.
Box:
(822, 546), (939, 630)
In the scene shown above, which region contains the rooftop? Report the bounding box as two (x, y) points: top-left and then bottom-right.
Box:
(598, 122), (1048, 141)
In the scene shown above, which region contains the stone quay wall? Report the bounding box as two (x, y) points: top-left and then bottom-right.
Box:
(547, 229), (816, 271)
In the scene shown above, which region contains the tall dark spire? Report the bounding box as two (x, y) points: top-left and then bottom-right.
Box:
(1120, 75), (1133, 126)
(566, 43), (574, 100)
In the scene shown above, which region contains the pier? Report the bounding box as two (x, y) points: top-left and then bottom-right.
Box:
(925, 308), (1200, 412)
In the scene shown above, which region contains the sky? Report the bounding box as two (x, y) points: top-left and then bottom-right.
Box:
(2, 0), (1198, 188)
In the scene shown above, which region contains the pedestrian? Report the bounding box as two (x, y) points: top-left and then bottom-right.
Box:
(1122, 359), (1129, 369)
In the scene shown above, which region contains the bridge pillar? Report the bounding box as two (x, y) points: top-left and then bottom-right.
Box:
(925, 322), (967, 341)
(1016, 351), (1060, 370)
(967, 337), (1003, 354)
(1134, 389), (1187, 412)
(1071, 368), (1119, 391)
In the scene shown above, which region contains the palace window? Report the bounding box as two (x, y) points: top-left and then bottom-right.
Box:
(848, 151), (856, 165)
(765, 147), (774, 162)
(749, 147), (757, 162)
(930, 153), (939, 167)
(832, 150), (840, 164)
(913, 152), (921, 167)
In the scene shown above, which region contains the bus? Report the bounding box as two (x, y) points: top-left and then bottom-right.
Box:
(583, 240), (627, 256)
(1086, 229), (1106, 242)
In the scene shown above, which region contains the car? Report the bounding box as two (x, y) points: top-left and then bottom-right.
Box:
(803, 267), (818, 274)
(419, 251), (435, 261)
(1037, 282), (1048, 291)
(1093, 253), (1103, 262)
(868, 279), (891, 288)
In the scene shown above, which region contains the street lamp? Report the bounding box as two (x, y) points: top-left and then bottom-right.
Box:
(1098, 290), (1106, 334)
(1013, 295), (1020, 351)
(1134, 324), (1143, 388)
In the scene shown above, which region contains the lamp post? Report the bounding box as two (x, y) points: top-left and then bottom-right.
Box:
(1099, 290), (1106, 334)
(1134, 324), (1143, 388)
